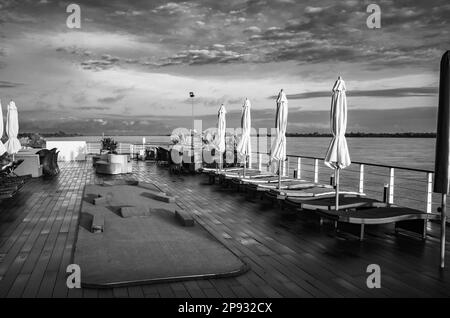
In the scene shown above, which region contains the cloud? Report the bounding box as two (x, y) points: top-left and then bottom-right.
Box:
(110, 10), (145, 17)
(76, 106), (111, 111)
(183, 95), (243, 107)
(93, 118), (108, 125)
(243, 26), (261, 34)
(98, 94), (125, 103)
(81, 59), (115, 71)
(80, 54), (121, 71)
(158, 47), (249, 66)
(304, 6), (324, 14)
(280, 87), (438, 100)
(0, 80), (23, 88)
(151, 2), (195, 15)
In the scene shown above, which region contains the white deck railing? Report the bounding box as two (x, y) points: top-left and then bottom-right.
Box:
(251, 152), (442, 216)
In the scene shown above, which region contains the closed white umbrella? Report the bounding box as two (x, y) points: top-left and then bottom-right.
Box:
(324, 77), (351, 211)
(5, 101), (21, 158)
(0, 100), (6, 156)
(216, 104), (227, 170)
(237, 98), (251, 177)
(270, 89), (288, 189)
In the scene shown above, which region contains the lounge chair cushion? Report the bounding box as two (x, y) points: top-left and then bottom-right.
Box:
(285, 196), (383, 210)
(316, 207), (440, 224)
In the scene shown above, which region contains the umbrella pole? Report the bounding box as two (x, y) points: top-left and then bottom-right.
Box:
(278, 159), (282, 189)
(441, 193), (447, 269)
(335, 167), (340, 211)
(216, 152), (219, 173)
(243, 155), (246, 178)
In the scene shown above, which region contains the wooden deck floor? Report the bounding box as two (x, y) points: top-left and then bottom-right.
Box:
(0, 160), (449, 298)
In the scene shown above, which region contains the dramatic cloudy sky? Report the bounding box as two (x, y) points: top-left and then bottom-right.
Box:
(0, 0), (449, 134)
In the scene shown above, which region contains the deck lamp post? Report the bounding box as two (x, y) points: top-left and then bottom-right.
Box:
(189, 92), (195, 133)
(189, 92), (195, 164)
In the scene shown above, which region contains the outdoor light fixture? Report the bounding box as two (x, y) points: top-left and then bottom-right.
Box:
(189, 91), (195, 154)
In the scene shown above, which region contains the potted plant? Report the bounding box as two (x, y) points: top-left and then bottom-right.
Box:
(100, 137), (118, 154)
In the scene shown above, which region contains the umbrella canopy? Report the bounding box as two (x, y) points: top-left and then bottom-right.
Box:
(324, 77), (351, 211)
(324, 77), (351, 170)
(270, 90), (288, 188)
(433, 50), (450, 268)
(216, 104), (227, 154)
(5, 101), (21, 155)
(270, 89), (288, 162)
(237, 98), (251, 157)
(0, 100), (6, 156)
(237, 98), (251, 176)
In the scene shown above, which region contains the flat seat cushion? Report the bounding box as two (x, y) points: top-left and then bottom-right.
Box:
(257, 180), (327, 189)
(316, 207), (440, 224)
(286, 196), (382, 210)
(269, 186), (339, 198)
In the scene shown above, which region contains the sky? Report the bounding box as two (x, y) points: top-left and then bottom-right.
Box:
(0, 0), (449, 134)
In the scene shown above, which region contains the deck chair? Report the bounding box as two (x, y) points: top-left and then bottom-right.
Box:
(201, 167), (244, 184)
(243, 177), (308, 199)
(265, 184), (345, 201)
(240, 175), (294, 185)
(314, 206), (440, 241)
(0, 159), (30, 200)
(222, 170), (274, 190)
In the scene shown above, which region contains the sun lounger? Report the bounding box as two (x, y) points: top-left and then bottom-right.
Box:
(201, 167), (243, 183)
(284, 195), (384, 211)
(242, 178), (317, 200)
(221, 169), (262, 178)
(0, 160), (30, 200)
(201, 167), (249, 184)
(240, 175), (293, 185)
(216, 169), (271, 189)
(314, 206), (440, 240)
(200, 167), (242, 174)
(265, 184), (341, 201)
(253, 179), (318, 189)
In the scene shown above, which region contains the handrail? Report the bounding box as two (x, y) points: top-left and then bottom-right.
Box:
(253, 151), (434, 174)
(252, 150), (439, 213)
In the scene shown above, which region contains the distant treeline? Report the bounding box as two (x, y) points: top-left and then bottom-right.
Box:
(17, 131), (436, 138)
(283, 132), (436, 138)
(18, 131), (83, 138)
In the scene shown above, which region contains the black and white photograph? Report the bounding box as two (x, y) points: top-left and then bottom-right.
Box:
(0, 0), (449, 304)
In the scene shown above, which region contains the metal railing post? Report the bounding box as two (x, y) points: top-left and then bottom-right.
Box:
(297, 157), (301, 179)
(359, 164), (365, 193)
(258, 153), (262, 171)
(426, 172), (433, 213)
(383, 184), (389, 203)
(389, 168), (395, 204)
(314, 159), (319, 183)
